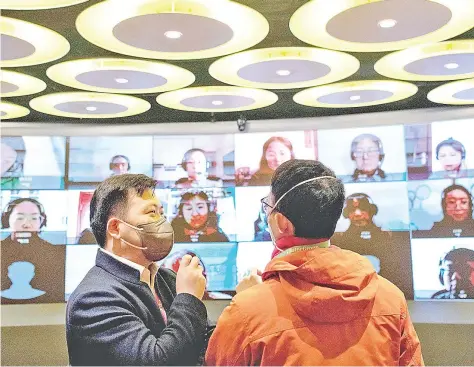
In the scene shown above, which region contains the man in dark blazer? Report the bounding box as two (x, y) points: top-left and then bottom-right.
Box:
(66, 174), (211, 366)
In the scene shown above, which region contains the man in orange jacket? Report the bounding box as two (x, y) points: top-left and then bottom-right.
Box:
(206, 159), (423, 366)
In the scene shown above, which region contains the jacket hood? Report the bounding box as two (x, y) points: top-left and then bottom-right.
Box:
(263, 246), (378, 323)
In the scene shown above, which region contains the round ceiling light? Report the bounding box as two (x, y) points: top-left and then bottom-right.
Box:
(427, 78), (474, 105)
(0, 101), (30, 119)
(290, 0), (474, 52)
(0, 0), (89, 10)
(76, 0), (269, 60)
(46, 58), (195, 94)
(0, 16), (70, 67)
(375, 40), (474, 81)
(156, 86), (278, 112)
(29, 92), (151, 118)
(209, 47), (360, 89)
(293, 80), (418, 108)
(0, 70), (47, 97)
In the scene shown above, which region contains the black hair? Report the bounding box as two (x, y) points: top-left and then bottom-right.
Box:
(90, 174), (157, 248)
(436, 138), (466, 160)
(258, 136), (295, 174)
(441, 184), (473, 218)
(1, 198), (47, 229)
(271, 159), (345, 238)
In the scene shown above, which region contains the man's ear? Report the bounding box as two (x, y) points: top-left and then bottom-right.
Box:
(106, 218), (121, 240)
(275, 212), (295, 236)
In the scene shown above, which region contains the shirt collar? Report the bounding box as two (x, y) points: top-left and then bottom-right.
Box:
(100, 249), (159, 289)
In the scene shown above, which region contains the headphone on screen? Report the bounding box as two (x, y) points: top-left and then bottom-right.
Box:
(1, 198), (47, 229)
(109, 155), (131, 171)
(438, 248), (474, 285)
(350, 134), (385, 163)
(181, 149), (211, 171)
(342, 193), (378, 219)
(440, 184), (473, 217)
(436, 138), (466, 160)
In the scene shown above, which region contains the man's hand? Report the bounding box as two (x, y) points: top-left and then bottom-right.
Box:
(236, 268), (262, 294)
(176, 255), (207, 300)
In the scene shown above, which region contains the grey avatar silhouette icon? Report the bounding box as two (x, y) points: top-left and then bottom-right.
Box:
(1, 261), (45, 300)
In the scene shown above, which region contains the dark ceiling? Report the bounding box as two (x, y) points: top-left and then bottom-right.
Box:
(3, 0), (474, 124)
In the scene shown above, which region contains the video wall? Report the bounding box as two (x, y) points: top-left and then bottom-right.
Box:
(1, 120), (474, 304)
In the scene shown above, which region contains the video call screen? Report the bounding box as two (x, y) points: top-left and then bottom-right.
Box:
(68, 136), (153, 185)
(153, 135), (235, 189)
(2, 122), (474, 304)
(1, 136), (66, 190)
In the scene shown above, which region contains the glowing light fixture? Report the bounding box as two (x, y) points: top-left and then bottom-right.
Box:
(0, 0), (89, 9)
(350, 95), (361, 101)
(444, 63), (459, 69)
(212, 100), (223, 106)
(0, 101), (30, 119)
(293, 80), (418, 108)
(164, 31), (183, 39)
(76, 0), (269, 60)
(375, 40), (474, 81)
(46, 58), (195, 94)
(378, 19), (397, 28)
(157, 86), (278, 112)
(30, 92), (151, 118)
(427, 78), (474, 105)
(290, 0), (474, 52)
(0, 16), (70, 67)
(276, 70), (291, 76)
(0, 70), (46, 97)
(209, 47), (360, 89)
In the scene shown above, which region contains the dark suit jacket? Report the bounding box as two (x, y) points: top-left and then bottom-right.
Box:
(66, 250), (210, 366)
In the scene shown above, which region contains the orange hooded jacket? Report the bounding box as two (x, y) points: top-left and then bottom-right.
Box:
(205, 245), (423, 366)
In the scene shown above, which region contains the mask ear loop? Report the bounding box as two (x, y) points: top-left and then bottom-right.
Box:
(107, 218), (148, 251)
(269, 176), (338, 253)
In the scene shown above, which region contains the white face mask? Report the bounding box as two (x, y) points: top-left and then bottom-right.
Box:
(267, 176), (339, 253)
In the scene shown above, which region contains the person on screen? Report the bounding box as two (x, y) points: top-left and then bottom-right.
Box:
(109, 154), (131, 176)
(1, 198), (52, 247)
(247, 136), (295, 186)
(1, 137), (26, 189)
(432, 248), (474, 300)
(430, 138), (468, 179)
(430, 184), (474, 238)
(175, 149), (223, 189)
(333, 193), (391, 250)
(66, 174), (213, 366)
(254, 207), (272, 242)
(163, 250), (232, 300)
(349, 134), (388, 182)
(171, 191), (229, 243)
(0, 261), (45, 300)
(206, 159), (423, 366)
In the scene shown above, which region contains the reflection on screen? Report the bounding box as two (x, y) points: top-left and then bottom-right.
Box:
(161, 242), (238, 299)
(1, 136), (65, 189)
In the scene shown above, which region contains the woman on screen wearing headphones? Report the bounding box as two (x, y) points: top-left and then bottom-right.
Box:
(430, 138), (469, 179)
(171, 191), (229, 243)
(175, 149), (223, 189)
